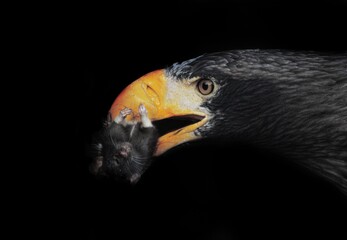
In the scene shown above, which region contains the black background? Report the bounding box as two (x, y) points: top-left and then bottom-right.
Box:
(39, 0), (347, 239)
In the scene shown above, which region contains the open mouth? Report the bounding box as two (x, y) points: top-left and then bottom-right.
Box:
(152, 114), (207, 156)
(154, 114), (206, 137)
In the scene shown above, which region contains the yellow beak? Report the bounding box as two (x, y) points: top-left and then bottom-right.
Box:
(109, 69), (207, 156)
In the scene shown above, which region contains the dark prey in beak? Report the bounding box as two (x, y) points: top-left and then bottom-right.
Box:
(90, 104), (159, 184)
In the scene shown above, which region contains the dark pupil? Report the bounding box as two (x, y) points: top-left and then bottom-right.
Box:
(202, 82), (209, 90)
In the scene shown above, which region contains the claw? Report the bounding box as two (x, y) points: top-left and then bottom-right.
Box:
(138, 104), (147, 116)
(120, 107), (132, 117)
(139, 104), (152, 128)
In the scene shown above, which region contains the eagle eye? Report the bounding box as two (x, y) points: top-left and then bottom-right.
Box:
(197, 79), (214, 95)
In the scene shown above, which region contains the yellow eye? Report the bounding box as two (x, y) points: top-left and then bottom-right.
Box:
(197, 79), (214, 95)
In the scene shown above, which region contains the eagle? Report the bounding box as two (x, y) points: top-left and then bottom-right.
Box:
(108, 49), (347, 194)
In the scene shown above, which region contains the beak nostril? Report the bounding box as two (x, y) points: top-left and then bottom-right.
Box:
(109, 69), (164, 124)
(143, 83), (160, 106)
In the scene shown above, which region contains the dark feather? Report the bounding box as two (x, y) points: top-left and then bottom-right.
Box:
(167, 49), (347, 194)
